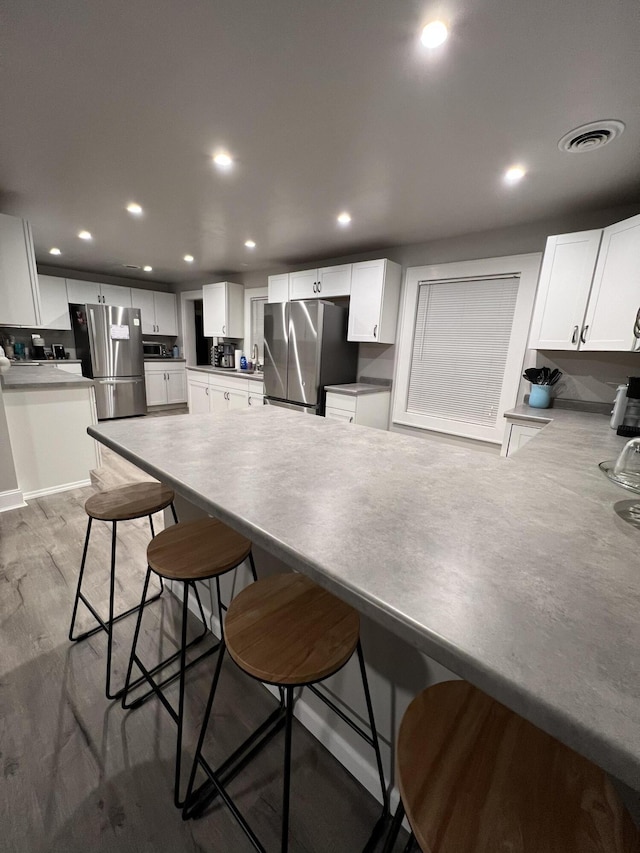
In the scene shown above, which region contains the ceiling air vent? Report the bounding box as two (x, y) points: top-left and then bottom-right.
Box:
(558, 120), (625, 153)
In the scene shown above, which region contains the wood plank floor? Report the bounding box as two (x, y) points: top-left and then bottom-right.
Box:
(0, 435), (406, 852)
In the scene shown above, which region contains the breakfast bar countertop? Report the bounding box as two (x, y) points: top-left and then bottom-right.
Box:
(1, 365), (94, 389)
(89, 406), (640, 790)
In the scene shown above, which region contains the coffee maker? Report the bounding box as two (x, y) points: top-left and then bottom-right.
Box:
(612, 377), (640, 437)
(32, 334), (46, 360)
(212, 343), (235, 369)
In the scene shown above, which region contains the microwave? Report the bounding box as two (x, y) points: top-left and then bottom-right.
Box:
(142, 341), (168, 357)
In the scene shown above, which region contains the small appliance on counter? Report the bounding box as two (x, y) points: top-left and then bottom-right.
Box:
(31, 335), (46, 360)
(611, 378), (640, 436)
(212, 342), (236, 369)
(52, 344), (66, 360)
(142, 341), (170, 357)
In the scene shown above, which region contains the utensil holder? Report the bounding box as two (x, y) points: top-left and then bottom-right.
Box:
(529, 384), (552, 409)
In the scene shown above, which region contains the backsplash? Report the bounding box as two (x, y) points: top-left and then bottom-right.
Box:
(0, 327), (76, 359)
(535, 350), (640, 407)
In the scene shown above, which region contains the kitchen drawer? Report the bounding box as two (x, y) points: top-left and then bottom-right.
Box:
(247, 391), (264, 408)
(325, 407), (355, 423)
(208, 373), (251, 392)
(325, 392), (356, 414)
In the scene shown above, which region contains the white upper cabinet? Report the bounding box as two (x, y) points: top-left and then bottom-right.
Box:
(582, 214), (640, 351)
(66, 279), (132, 308)
(203, 281), (244, 338)
(0, 213), (40, 326)
(153, 291), (178, 335)
(290, 264), (352, 300)
(529, 214), (640, 352)
(529, 231), (602, 350)
(37, 275), (71, 330)
(347, 259), (402, 343)
(130, 288), (178, 335)
(268, 273), (290, 303)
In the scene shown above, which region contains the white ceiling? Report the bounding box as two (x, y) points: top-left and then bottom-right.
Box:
(1, 0), (639, 283)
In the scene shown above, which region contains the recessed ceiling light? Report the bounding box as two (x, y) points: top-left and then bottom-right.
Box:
(337, 212), (352, 226)
(504, 166), (526, 184)
(143, 265), (153, 272)
(49, 247), (61, 255)
(183, 254), (194, 263)
(213, 152), (233, 169)
(126, 202), (143, 215)
(421, 21), (448, 48)
(244, 240), (256, 249)
(78, 230), (92, 240)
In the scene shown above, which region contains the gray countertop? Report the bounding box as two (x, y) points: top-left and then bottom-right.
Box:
(145, 358), (187, 363)
(186, 365), (265, 383)
(325, 383), (391, 397)
(88, 406), (640, 789)
(11, 359), (82, 365)
(1, 365), (94, 389)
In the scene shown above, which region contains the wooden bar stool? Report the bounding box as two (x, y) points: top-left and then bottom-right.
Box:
(182, 572), (389, 853)
(121, 516), (257, 808)
(68, 480), (179, 700)
(382, 680), (640, 853)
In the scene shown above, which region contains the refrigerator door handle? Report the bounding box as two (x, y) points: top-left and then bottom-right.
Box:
(97, 377), (144, 384)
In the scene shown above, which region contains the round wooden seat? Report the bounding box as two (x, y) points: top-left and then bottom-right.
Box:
(396, 681), (640, 853)
(225, 573), (360, 686)
(85, 481), (175, 521)
(147, 517), (252, 581)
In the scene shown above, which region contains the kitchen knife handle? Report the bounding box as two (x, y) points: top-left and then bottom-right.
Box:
(571, 325), (579, 344)
(580, 325), (589, 344)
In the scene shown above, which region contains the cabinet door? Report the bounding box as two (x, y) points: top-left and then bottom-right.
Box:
(247, 392), (264, 408)
(348, 261), (384, 342)
(100, 283), (132, 308)
(290, 269), (318, 300)
(187, 378), (210, 413)
(131, 287), (156, 334)
(505, 423), (541, 457)
(268, 274), (290, 303)
(154, 291), (178, 335)
(227, 388), (248, 410)
(208, 385), (228, 413)
(317, 264), (352, 297)
(66, 279), (101, 304)
(582, 214), (640, 351)
(145, 370), (168, 406)
(37, 275), (71, 330)
(166, 368), (187, 403)
(203, 283), (227, 336)
(0, 214), (39, 326)
(529, 231), (602, 350)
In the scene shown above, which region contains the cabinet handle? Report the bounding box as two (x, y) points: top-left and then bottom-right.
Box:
(317, 281), (321, 292)
(571, 325), (579, 344)
(205, 387), (209, 395)
(373, 324), (378, 338)
(349, 416), (353, 423)
(633, 307), (640, 340)
(248, 397), (252, 406)
(580, 325), (589, 344)
(313, 283), (317, 293)
(222, 324), (226, 335)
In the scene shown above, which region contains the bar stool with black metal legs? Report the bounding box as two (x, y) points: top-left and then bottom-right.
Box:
(69, 480), (184, 700)
(121, 516), (258, 809)
(182, 572), (389, 853)
(381, 680), (640, 853)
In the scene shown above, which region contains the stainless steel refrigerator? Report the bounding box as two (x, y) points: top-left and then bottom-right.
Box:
(264, 301), (358, 415)
(71, 303), (147, 420)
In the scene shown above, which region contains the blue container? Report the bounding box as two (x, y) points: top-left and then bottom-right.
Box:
(529, 384), (552, 409)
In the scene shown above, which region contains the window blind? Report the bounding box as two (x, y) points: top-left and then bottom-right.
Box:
(407, 276), (519, 426)
(250, 297), (267, 361)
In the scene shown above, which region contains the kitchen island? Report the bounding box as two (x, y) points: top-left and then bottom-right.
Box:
(2, 365), (100, 501)
(89, 406), (640, 795)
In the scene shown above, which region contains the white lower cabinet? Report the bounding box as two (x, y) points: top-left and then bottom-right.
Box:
(325, 388), (391, 430)
(501, 418), (544, 457)
(145, 362), (187, 407)
(54, 362), (82, 375)
(186, 369), (264, 414)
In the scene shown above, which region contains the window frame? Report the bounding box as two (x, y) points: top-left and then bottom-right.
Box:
(392, 253), (541, 444)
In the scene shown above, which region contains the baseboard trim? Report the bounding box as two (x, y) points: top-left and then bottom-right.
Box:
(23, 478), (92, 501)
(166, 580), (397, 810)
(0, 488), (27, 513)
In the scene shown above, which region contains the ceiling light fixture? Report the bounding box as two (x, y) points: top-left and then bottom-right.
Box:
(143, 265), (153, 272)
(49, 247), (61, 255)
(126, 202), (143, 215)
(213, 152), (233, 169)
(244, 240), (256, 249)
(183, 254), (194, 263)
(78, 230), (92, 240)
(337, 212), (352, 226)
(504, 166), (526, 184)
(421, 21), (448, 48)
